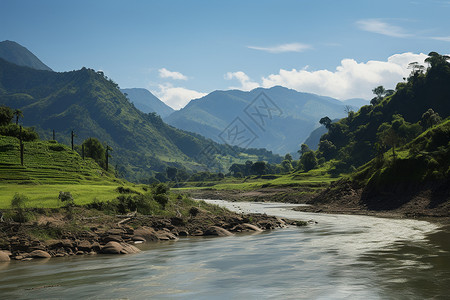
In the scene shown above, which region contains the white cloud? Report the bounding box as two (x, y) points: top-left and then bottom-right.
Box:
(259, 52), (428, 100)
(158, 68), (188, 80)
(247, 43), (311, 53)
(356, 19), (412, 38)
(224, 71), (260, 91)
(431, 36), (450, 42)
(152, 83), (206, 110)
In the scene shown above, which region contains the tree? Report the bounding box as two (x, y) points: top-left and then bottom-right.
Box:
(284, 153), (293, 162)
(251, 161), (267, 175)
(82, 138), (106, 167)
(0, 106), (13, 126)
(421, 108), (442, 128)
(425, 51), (450, 68)
(297, 144), (311, 158)
(319, 116), (332, 129)
(377, 124), (401, 159)
(318, 140), (336, 160)
(281, 159), (293, 173)
(371, 86), (387, 105)
(299, 151), (317, 171)
(13, 109), (23, 125)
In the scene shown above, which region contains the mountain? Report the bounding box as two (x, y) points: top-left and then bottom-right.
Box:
(0, 40), (52, 71)
(165, 86), (358, 155)
(303, 126), (328, 151)
(0, 58), (280, 182)
(120, 88), (174, 118)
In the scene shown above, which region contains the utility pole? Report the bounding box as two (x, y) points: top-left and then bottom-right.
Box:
(82, 144), (85, 159)
(71, 130), (75, 150)
(19, 126), (24, 166)
(105, 145), (113, 171)
(52, 129), (55, 141)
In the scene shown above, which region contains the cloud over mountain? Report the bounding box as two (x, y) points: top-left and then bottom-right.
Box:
(225, 52), (428, 101)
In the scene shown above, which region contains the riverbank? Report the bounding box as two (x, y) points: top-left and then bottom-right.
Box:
(0, 204), (304, 262)
(184, 187), (450, 223)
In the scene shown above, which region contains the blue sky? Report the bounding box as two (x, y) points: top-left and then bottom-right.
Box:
(1, 0), (449, 109)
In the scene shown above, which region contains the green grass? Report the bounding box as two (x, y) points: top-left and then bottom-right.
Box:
(175, 164), (338, 191)
(0, 135), (143, 209)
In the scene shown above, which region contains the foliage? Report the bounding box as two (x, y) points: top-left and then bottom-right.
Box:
(10, 193), (30, 222)
(0, 123), (39, 141)
(82, 137), (106, 168)
(317, 52), (450, 175)
(0, 105), (13, 126)
(299, 151), (317, 171)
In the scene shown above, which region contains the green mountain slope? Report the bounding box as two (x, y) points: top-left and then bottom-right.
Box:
(0, 58), (279, 181)
(317, 55), (450, 171)
(165, 86), (361, 155)
(121, 88), (174, 118)
(0, 135), (118, 184)
(0, 40), (52, 71)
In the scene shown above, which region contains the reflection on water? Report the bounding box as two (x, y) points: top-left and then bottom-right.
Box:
(0, 201), (448, 299)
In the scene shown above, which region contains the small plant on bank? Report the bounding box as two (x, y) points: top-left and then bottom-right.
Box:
(11, 193), (31, 222)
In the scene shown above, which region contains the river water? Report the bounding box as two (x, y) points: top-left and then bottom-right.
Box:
(0, 200), (449, 299)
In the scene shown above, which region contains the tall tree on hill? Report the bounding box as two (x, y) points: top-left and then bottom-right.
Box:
(82, 138), (106, 168)
(13, 109), (23, 125)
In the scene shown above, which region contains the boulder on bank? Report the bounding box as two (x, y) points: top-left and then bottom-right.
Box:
(101, 241), (141, 255)
(133, 227), (159, 242)
(204, 226), (233, 237)
(0, 250), (11, 262)
(29, 250), (51, 258)
(242, 223), (263, 232)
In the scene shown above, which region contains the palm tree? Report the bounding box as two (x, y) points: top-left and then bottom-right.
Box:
(13, 109), (23, 125)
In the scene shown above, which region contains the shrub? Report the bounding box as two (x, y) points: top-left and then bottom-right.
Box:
(11, 193), (30, 222)
(154, 194), (169, 209)
(154, 183), (169, 195)
(58, 191), (74, 206)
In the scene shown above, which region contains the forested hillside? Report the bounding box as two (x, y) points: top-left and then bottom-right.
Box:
(0, 58), (280, 181)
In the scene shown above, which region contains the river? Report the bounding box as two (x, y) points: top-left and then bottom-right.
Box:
(0, 200), (449, 299)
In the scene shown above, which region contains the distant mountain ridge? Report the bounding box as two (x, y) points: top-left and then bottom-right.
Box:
(165, 86), (362, 155)
(120, 88), (174, 118)
(0, 57), (280, 181)
(0, 40), (52, 71)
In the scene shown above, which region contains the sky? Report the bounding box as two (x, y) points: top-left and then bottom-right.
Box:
(1, 0), (449, 109)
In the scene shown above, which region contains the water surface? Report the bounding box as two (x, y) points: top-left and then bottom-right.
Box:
(0, 201), (448, 299)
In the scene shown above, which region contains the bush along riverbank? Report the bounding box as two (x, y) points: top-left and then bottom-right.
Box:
(0, 195), (305, 262)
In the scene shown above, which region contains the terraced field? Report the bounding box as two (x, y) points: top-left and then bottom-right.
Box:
(0, 136), (132, 208)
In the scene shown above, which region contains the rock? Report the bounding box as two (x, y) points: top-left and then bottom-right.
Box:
(29, 250), (51, 259)
(155, 231), (178, 241)
(120, 243), (141, 254)
(91, 241), (101, 251)
(192, 230), (204, 236)
(100, 242), (122, 254)
(178, 230), (189, 237)
(102, 235), (123, 243)
(242, 223), (263, 232)
(77, 240), (92, 252)
(204, 226), (234, 237)
(61, 239), (74, 248)
(132, 236), (146, 242)
(0, 251), (11, 262)
(106, 228), (125, 235)
(133, 227), (159, 242)
(101, 242), (141, 255)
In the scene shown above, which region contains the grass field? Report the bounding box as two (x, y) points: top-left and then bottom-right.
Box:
(0, 136), (138, 209)
(175, 164), (339, 192)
